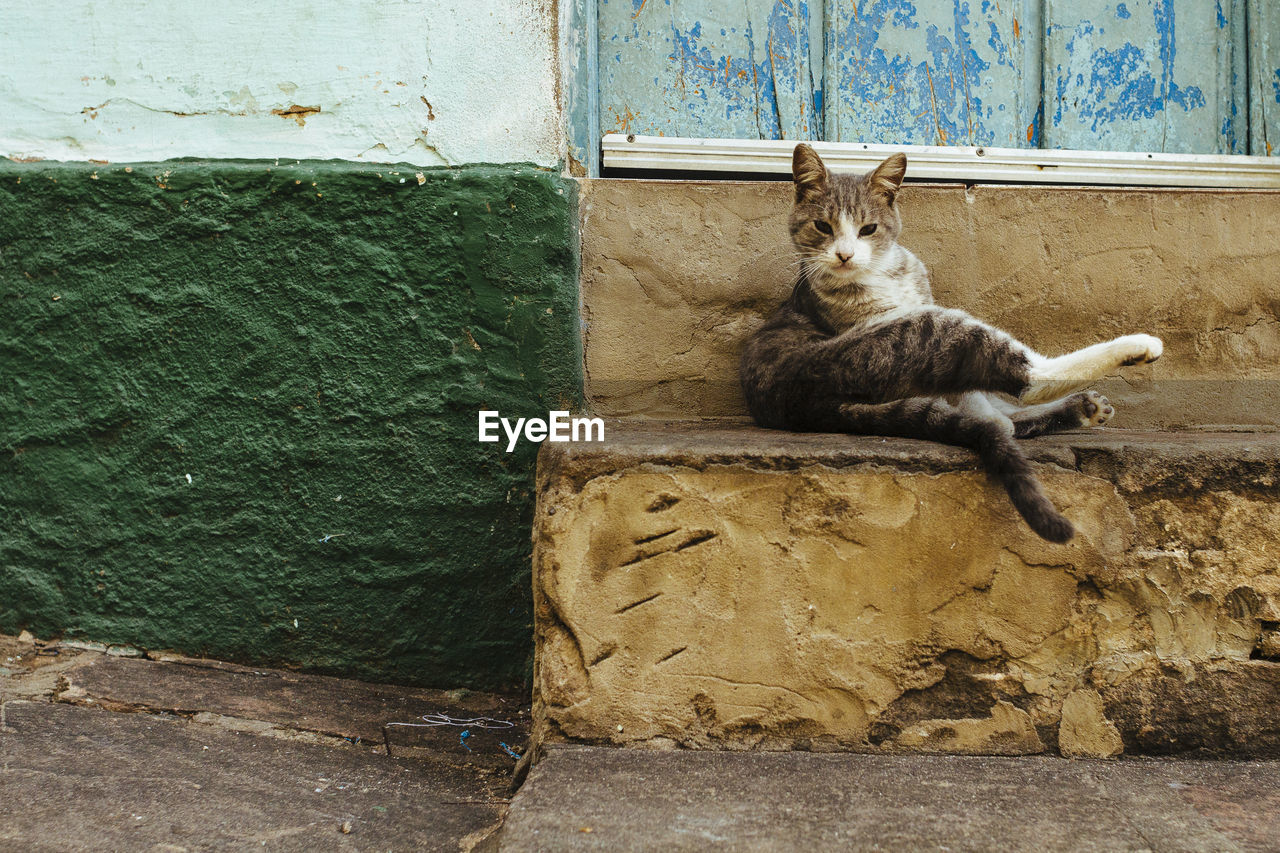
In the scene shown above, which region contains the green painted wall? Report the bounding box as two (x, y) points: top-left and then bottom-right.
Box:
(0, 160), (580, 690)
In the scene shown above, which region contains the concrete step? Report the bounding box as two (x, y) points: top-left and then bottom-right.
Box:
(499, 746), (1280, 852)
(579, 179), (1280, 429)
(532, 422), (1280, 758)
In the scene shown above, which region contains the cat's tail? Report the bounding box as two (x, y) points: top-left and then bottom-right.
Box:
(828, 398), (1074, 543)
(968, 418), (1075, 543)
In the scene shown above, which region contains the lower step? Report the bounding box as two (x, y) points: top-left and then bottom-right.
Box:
(532, 423), (1280, 757)
(499, 746), (1280, 851)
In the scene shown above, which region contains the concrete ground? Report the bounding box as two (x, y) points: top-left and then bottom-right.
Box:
(501, 747), (1280, 852)
(0, 632), (528, 851)
(6, 632), (1279, 852)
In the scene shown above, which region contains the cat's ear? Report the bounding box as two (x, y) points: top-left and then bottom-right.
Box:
(792, 143), (829, 201)
(869, 153), (907, 205)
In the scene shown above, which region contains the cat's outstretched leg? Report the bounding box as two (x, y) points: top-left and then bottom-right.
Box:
(987, 391), (1114, 438)
(830, 394), (1074, 543)
(817, 308), (1160, 404)
(1020, 336), (1161, 405)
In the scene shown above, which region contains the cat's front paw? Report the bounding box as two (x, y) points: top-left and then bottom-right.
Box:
(1118, 334), (1163, 366)
(1073, 390), (1113, 427)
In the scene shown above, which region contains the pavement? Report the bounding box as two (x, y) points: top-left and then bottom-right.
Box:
(0, 632), (527, 851)
(499, 747), (1280, 852)
(6, 632), (1280, 852)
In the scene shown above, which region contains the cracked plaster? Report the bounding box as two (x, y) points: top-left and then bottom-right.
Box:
(532, 424), (1280, 757)
(2, 0), (560, 166)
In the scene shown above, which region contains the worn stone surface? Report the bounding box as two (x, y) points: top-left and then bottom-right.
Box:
(1, 700), (505, 853)
(1101, 662), (1280, 756)
(57, 653), (529, 779)
(0, 632), (91, 701)
(532, 422), (1280, 756)
(581, 179), (1280, 428)
(500, 746), (1280, 852)
(0, 160), (580, 689)
(1058, 689), (1124, 759)
(1, 636), (528, 851)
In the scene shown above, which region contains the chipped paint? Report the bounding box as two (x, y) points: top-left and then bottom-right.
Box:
(598, 0), (820, 140)
(271, 105), (322, 127)
(561, 0), (601, 174)
(1045, 0), (1242, 153)
(599, 0), (1272, 156)
(1248, 0), (1280, 158)
(1, 0), (561, 166)
(824, 0), (1042, 147)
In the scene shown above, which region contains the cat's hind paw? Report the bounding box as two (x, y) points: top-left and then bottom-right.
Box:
(1073, 390), (1113, 427)
(1118, 334), (1163, 366)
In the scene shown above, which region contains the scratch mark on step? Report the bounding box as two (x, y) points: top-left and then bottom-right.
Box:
(634, 529), (680, 544)
(615, 592), (662, 614)
(681, 673), (811, 703)
(621, 529), (719, 566)
(674, 530), (718, 552)
(657, 646), (687, 664)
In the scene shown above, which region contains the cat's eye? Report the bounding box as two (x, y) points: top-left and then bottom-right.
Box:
(859, 223), (878, 236)
(813, 220), (833, 235)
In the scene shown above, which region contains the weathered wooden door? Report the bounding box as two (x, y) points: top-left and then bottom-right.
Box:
(1042, 0), (1243, 154)
(598, 0), (1278, 156)
(1249, 0), (1280, 156)
(599, 0), (822, 140)
(822, 0), (1041, 148)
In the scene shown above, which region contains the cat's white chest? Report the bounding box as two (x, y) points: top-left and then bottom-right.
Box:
(857, 250), (931, 324)
(862, 269), (926, 307)
(813, 246), (933, 332)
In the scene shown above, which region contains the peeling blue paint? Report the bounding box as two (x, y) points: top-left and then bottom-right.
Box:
(562, 0), (599, 174)
(666, 19), (783, 136)
(1246, 1), (1278, 155)
(1046, 1), (1233, 153)
(1031, 94), (1046, 146)
(598, 0), (818, 139)
(1051, 21), (1203, 134)
(825, 0), (1038, 147)
(888, 0), (921, 29)
(600, 0), (1262, 156)
(987, 22), (1010, 66)
(768, 0), (823, 138)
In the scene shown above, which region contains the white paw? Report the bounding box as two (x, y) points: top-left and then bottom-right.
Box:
(1076, 391), (1113, 427)
(1117, 334), (1162, 366)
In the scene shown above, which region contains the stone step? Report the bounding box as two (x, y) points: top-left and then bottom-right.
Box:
(580, 178), (1280, 429)
(498, 746), (1280, 852)
(532, 422), (1280, 758)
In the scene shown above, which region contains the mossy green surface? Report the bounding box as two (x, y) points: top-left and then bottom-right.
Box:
(0, 160), (580, 689)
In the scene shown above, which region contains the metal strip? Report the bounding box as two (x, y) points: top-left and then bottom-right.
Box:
(602, 134), (1280, 188)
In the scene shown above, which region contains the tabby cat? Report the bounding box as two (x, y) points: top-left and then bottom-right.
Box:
(739, 144), (1163, 542)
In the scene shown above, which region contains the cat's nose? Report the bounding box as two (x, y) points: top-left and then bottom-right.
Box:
(835, 252), (852, 264)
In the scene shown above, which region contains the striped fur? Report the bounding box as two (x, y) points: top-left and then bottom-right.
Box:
(740, 145), (1159, 543)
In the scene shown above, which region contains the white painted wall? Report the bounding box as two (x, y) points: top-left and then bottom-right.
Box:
(0, 0), (562, 166)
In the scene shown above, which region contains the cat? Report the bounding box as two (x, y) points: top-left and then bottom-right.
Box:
(739, 144), (1163, 543)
